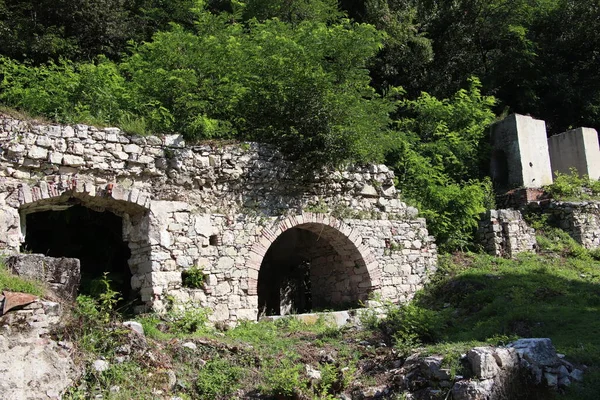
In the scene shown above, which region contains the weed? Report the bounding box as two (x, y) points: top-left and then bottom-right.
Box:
(118, 112), (148, 136)
(168, 306), (211, 335)
(546, 168), (600, 200)
(260, 354), (306, 397)
(181, 266), (205, 289)
(195, 357), (244, 399)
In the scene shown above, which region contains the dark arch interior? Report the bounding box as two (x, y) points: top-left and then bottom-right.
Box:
(258, 225), (370, 318)
(491, 149), (510, 188)
(22, 205), (132, 301)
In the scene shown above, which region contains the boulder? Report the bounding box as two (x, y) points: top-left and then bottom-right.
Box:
(6, 254), (80, 300)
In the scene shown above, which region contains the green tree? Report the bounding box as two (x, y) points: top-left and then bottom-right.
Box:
(389, 78), (496, 250)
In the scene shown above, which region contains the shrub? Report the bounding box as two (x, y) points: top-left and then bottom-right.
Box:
(181, 266), (205, 289)
(546, 168), (600, 200)
(169, 306), (210, 334)
(380, 303), (445, 348)
(260, 354), (307, 397)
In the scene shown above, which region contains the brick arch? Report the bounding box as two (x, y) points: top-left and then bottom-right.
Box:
(247, 212), (381, 298)
(18, 179), (151, 215)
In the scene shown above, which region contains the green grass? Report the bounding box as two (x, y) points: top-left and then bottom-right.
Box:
(0, 258), (44, 296)
(60, 226), (600, 399)
(402, 246), (600, 399)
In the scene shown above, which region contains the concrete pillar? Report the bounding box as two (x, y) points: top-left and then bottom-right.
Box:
(490, 114), (553, 189)
(548, 127), (600, 180)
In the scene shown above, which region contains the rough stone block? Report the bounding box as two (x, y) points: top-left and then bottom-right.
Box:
(6, 254), (80, 300)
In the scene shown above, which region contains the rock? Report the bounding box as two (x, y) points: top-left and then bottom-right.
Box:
(123, 321), (145, 336)
(360, 184), (379, 197)
(508, 338), (560, 367)
(319, 351), (336, 364)
(6, 254), (81, 301)
(421, 355), (451, 380)
(544, 372), (557, 387)
(452, 379), (495, 400)
(93, 359), (110, 372)
(558, 375), (571, 388)
(467, 347), (500, 379)
(182, 342), (197, 350)
(166, 369), (177, 389)
(570, 369), (584, 382)
(305, 364), (321, 380)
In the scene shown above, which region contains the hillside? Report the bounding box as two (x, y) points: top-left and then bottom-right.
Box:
(2, 225), (599, 399)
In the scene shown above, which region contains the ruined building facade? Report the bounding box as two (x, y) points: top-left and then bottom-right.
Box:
(0, 117), (437, 323)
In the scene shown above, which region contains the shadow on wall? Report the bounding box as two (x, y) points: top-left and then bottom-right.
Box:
(22, 204), (132, 302)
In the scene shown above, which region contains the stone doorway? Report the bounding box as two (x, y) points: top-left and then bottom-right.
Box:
(257, 221), (373, 318)
(23, 204), (133, 300)
(18, 190), (152, 307)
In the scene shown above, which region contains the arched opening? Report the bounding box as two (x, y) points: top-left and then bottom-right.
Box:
(22, 204), (133, 301)
(491, 149), (510, 188)
(257, 222), (372, 317)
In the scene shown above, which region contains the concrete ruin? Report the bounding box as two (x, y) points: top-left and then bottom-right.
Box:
(490, 114), (600, 190)
(490, 114), (554, 190)
(0, 116), (437, 323)
(548, 127), (600, 180)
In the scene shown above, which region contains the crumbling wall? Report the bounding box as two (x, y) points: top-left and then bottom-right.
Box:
(0, 116), (437, 322)
(546, 201), (600, 249)
(477, 209), (537, 258)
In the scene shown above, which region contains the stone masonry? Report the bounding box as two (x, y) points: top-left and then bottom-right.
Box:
(546, 201), (600, 249)
(477, 209), (537, 258)
(0, 116), (437, 323)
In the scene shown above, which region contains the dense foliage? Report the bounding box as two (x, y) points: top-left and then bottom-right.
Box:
(0, 0), (597, 249)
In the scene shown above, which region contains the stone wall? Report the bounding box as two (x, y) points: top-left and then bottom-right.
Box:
(477, 209), (537, 258)
(546, 201), (600, 249)
(0, 116), (437, 322)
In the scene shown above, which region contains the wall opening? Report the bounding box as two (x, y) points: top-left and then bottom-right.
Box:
(257, 224), (372, 318)
(491, 149), (510, 188)
(22, 204), (133, 301)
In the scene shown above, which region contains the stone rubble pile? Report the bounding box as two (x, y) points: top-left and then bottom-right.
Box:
(351, 338), (582, 400)
(0, 294), (77, 400)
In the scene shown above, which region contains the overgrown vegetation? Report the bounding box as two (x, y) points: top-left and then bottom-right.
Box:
(53, 225), (600, 399)
(5, 0), (594, 250)
(545, 169), (600, 201)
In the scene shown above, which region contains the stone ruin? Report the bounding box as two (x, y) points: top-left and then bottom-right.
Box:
(0, 116), (437, 323)
(480, 114), (600, 256)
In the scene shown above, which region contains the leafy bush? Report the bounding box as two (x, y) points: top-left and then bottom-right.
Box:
(260, 354), (306, 397)
(168, 307), (210, 334)
(546, 168), (600, 200)
(380, 303), (445, 348)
